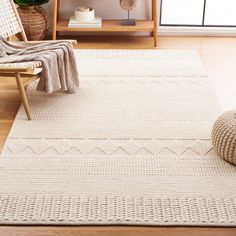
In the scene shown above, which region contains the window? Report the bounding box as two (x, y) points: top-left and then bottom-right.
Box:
(161, 0), (205, 26)
(160, 0), (236, 27)
(204, 0), (236, 26)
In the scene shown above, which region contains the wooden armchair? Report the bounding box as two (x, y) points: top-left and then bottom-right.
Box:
(0, 0), (76, 120)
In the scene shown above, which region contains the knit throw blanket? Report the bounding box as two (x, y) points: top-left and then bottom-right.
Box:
(0, 37), (80, 94)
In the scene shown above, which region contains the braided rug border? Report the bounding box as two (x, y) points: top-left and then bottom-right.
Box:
(0, 195), (236, 226)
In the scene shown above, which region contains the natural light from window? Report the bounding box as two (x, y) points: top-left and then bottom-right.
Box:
(161, 0), (236, 27)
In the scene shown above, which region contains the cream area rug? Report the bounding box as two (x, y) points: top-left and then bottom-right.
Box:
(0, 50), (236, 226)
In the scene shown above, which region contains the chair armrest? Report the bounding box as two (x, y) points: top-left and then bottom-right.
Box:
(29, 39), (77, 45)
(0, 61), (42, 73)
(9, 40), (77, 48)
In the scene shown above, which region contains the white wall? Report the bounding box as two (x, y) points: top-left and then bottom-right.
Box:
(45, 0), (152, 23)
(50, 0), (151, 19)
(64, 0), (150, 19)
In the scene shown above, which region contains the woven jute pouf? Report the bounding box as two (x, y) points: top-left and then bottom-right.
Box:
(212, 110), (236, 165)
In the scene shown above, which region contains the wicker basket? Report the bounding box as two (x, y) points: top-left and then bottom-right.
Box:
(17, 6), (49, 41)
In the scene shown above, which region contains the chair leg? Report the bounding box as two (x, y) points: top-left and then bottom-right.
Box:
(15, 72), (32, 120)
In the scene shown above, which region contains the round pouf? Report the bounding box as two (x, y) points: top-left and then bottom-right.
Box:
(212, 110), (236, 165)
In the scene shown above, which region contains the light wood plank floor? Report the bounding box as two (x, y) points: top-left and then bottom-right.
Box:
(0, 36), (236, 236)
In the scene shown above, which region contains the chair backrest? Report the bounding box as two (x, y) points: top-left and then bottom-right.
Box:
(0, 0), (27, 41)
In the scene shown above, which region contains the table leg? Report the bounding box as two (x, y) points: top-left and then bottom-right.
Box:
(152, 0), (158, 47)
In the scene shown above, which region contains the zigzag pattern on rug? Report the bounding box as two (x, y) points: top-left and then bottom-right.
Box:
(79, 76), (209, 86)
(4, 139), (213, 156)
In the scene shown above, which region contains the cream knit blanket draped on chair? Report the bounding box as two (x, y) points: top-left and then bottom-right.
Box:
(0, 37), (80, 94)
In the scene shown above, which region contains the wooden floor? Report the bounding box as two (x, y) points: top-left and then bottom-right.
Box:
(0, 36), (236, 235)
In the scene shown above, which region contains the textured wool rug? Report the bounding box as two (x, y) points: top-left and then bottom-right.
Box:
(0, 50), (236, 226)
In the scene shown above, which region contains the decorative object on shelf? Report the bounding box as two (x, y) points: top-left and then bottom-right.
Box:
(14, 0), (49, 41)
(75, 7), (95, 21)
(120, 0), (137, 26)
(68, 6), (102, 28)
(52, 0), (158, 47)
(68, 17), (102, 28)
(212, 110), (236, 165)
